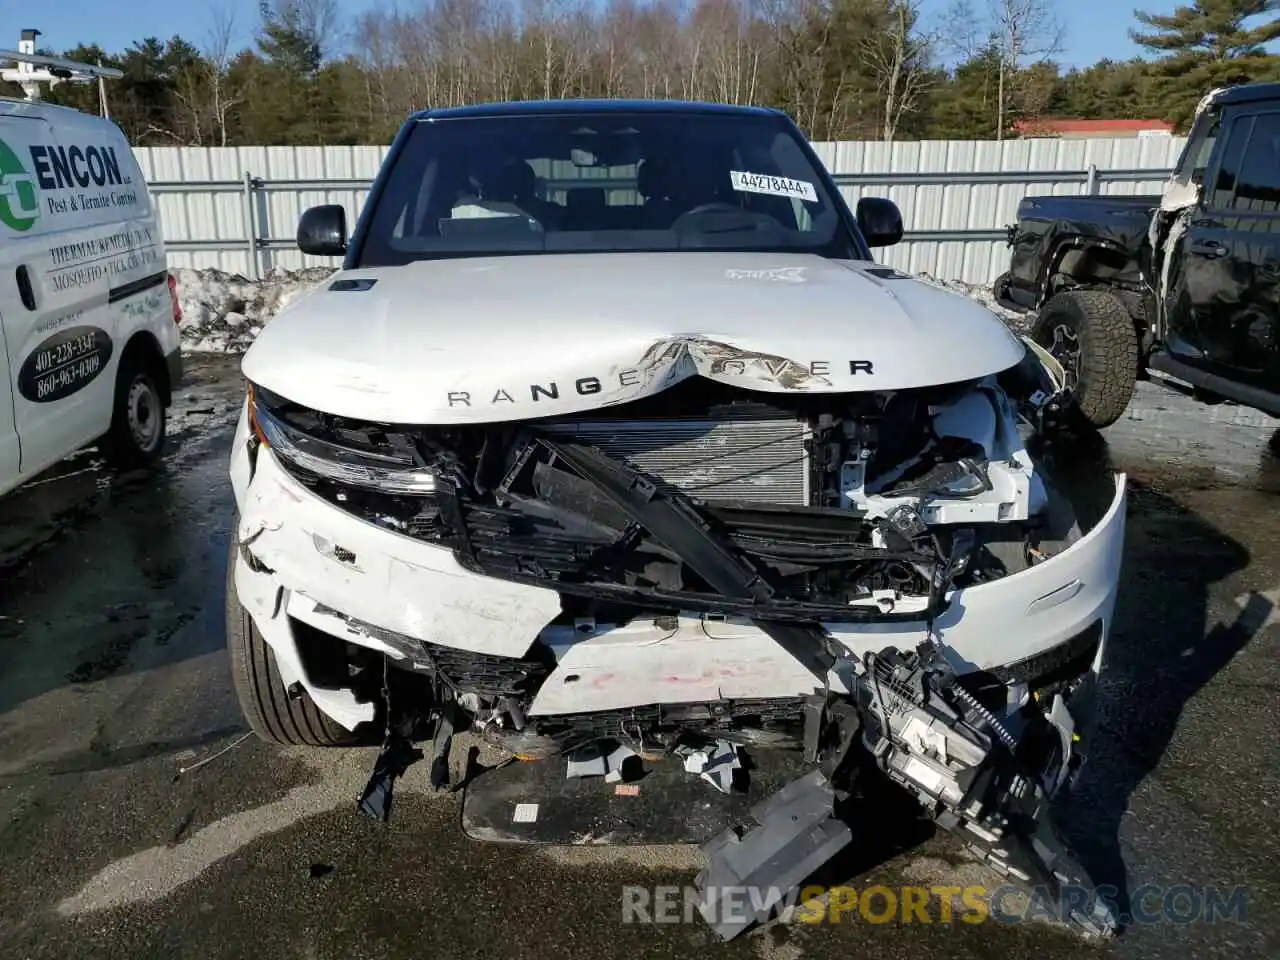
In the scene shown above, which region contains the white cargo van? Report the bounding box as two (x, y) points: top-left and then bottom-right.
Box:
(0, 46), (181, 497)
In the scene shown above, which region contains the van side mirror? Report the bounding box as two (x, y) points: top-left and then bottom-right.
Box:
(856, 197), (904, 248)
(298, 204), (348, 257)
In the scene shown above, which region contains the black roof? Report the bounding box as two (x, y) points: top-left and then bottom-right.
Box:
(411, 99), (786, 122)
(1215, 82), (1280, 105)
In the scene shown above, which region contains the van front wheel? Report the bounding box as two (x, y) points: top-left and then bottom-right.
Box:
(102, 357), (167, 467)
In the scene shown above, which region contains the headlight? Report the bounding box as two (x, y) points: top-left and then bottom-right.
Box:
(248, 384), (438, 496)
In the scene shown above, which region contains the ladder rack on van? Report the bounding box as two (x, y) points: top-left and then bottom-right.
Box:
(0, 48), (122, 105)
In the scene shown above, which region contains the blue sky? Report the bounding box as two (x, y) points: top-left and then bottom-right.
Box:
(0, 0), (1214, 72)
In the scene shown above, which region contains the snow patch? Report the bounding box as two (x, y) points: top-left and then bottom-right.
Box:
(173, 266), (335, 354)
(171, 266), (1030, 354)
(914, 274), (1031, 334)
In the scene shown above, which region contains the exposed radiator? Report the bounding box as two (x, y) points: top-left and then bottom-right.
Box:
(539, 405), (811, 505)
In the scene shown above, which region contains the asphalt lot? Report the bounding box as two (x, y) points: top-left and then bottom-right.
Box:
(2, 354), (1279, 959)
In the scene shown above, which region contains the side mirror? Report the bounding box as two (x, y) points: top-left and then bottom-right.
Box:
(297, 204), (347, 257)
(856, 197), (904, 248)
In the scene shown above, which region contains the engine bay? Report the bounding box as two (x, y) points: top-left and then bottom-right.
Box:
(248, 355), (1072, 634)
(239, 351), (1105, 755)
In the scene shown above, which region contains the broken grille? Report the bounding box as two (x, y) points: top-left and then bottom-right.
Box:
(537, 406), (811, 506)
(530, 697), (809, 744)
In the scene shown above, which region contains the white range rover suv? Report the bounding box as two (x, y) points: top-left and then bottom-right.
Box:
(226, 100), (1124, 930)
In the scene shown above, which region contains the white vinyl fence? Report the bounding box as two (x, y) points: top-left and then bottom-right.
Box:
(134, 135), (1186, 285)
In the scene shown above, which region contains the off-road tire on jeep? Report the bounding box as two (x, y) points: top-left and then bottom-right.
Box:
(101, 354), (166, 467)
(992, 271), (1012, 305)
(1033, 290), (1138, 430)
(225, 536), (361, 747)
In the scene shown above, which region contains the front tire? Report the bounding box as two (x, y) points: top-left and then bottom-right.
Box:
(992, 271), (1012, 305)
(225, 535), (361, 747)
(1033, 290), (1139, 430)
(102, 357), (166, 467)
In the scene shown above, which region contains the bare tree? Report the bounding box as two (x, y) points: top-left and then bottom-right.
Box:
(306, 0), (891, 139)
(596, 0), (627, 96)
(947, 0), (1062, 138)
(557, 2), (597, 97)
(992, 0), (1061, 137)
(694, 0), (765, 105)
(481, 2), (522, 101)
(521, 0), (577, 100)
(761, 0), (834, 136)
(294, 0), (342, 60)
(631, 0), (684, 99)
(352, 10), (392, 127)
(204, 3), (245, 146)
(169, 2), (246, 145)
(862, 0), (935, 141)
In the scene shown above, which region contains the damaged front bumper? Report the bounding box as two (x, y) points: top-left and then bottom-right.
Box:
(230, 399), (1123, 739)
(228, 371), (1126, 937)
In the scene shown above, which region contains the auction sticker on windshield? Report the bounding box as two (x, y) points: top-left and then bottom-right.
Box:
(730, 171), (817, 203)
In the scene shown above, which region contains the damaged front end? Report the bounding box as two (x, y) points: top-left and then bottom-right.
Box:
(1145, 87), (1227, 319)
(230, 339), (1122, 938)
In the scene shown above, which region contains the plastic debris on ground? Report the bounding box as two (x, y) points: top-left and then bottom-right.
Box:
(695, 769), (852, 940)
(564, 740), (645, 783)
(676, 740), (744, 794)
(355, 734), (423, 822)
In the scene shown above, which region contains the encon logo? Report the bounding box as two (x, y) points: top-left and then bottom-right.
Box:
(0, 137), (40, 232)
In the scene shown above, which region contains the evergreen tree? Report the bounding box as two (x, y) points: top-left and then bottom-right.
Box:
(1132, 0), (1280, 128)
(1132, 0), (1280, 60)
(258, 0), (323, 77)
(928, 45), (1002, 139)
(1057, 59), (1160, 121)
(250, 1), (330, 144)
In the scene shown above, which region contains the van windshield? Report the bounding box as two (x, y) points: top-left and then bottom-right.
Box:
(355, 112), (859, 266)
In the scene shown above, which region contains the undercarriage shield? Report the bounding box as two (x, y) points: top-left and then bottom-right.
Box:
(459, 748), (815, 845)
(696, 770), (853, 940)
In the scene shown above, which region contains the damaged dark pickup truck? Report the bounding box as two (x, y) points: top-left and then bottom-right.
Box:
(226, 99), (1124, 939)
(997, 82), (1280, 428)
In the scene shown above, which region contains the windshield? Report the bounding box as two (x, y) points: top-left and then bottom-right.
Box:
(1175, 106), (1221, 187)
(355, 111), (860, 266)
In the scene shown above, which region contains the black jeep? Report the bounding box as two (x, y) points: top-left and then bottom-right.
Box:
(995, 82), (1280, 429)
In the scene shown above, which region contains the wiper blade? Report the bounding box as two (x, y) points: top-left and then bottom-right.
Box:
(699, 222), (765, 235)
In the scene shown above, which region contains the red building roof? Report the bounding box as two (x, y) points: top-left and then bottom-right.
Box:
(1012, 117), (1174, 136)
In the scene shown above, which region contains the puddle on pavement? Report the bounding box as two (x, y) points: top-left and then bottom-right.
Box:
(0, 355), (245, 573)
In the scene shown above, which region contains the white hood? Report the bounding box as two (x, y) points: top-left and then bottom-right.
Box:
(242, 252), (1025, 424)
